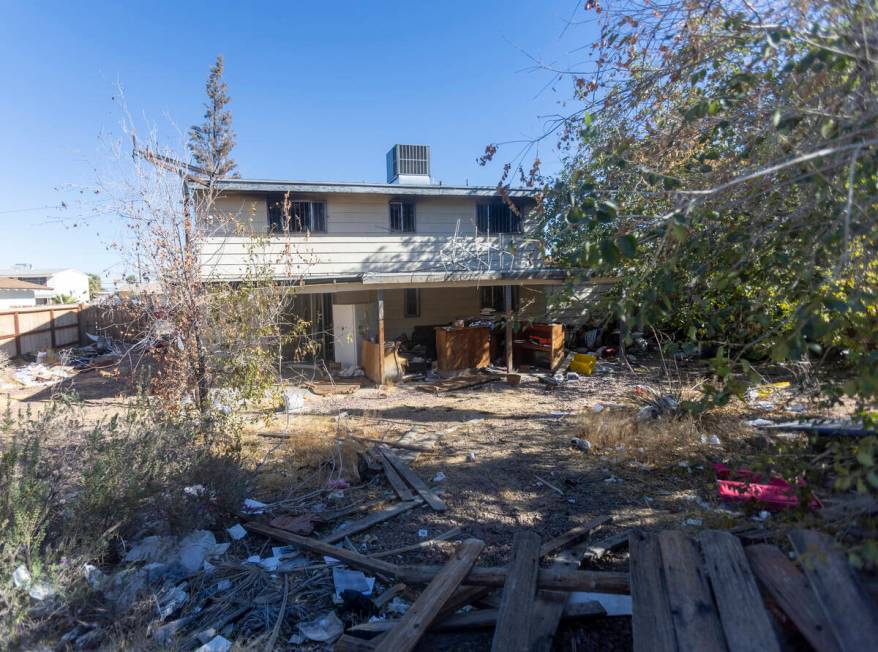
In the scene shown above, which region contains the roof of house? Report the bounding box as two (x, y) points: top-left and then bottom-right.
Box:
(0, 268), (79, 277)
(0, 276), (50, 290)
(205, 178), (537, 199)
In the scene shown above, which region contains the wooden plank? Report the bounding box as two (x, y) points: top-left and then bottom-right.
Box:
(379, 446), (447, 511)
(380, 455), (415, 501)
(658, 530), (726, 652)
(698, 530), (780, 652)
(746, 544), (842, 652)
(439, 516), (612, 621)
(243, 522), (400, 577)
(244, 521), (628, 593)
(320, 499), (422, 544)
(528, 587), (568, 652)
(380, 538), (485, 652)
(492, 531), (542, 652)
(397, 564), (630, 593)
(540, 515), (612, 558)
(629, 530), (678, 652)
(584, 529), (634, 560)
(788, 528), (878, 652)
(348, 599), (607, 636)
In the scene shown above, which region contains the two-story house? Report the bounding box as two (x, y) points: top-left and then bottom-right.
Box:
(197, 145), (568, 379)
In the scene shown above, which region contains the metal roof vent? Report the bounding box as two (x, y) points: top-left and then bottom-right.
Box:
(386, 144), (431, 184)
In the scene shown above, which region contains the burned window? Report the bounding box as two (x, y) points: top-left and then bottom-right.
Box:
(389, 202), (415, 233)
(404, 288), (420, 318)
(476, 202), (521, 234)
(480, 286), (519, 312)
(267, 196), (327, 233)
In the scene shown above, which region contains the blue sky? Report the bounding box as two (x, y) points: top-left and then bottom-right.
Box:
(0, 1), (592, 283)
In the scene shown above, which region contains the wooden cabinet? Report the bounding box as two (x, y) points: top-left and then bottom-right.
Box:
(435, 327), (491, 371)
(514, 323), (565, 371)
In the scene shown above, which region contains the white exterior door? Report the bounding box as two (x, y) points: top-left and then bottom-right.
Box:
(332, 304), (358, 367)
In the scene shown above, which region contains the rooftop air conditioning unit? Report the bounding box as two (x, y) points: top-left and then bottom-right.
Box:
(386, 144), (431, 185)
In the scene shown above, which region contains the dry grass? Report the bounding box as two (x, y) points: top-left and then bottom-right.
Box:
(241, 413), (371, 497)
(572, 405), (758, 467)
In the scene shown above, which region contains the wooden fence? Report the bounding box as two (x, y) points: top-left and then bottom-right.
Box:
(0, 304), (84, 358)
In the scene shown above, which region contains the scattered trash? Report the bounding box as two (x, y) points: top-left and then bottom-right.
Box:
(242, 498), (268, 513)
(194, 634), (232, 652)
(298, 611), (344, 643)
(700, 434), (722, 446)
(571, 437), (592, 452)
(568, 353), (597, 375)
(684, 518), (703, 527)
(417, 529), (429, 538)
(593, 403), (604, 413)
(176, 530), (217, 574)
(746, 419), (774, 427)
(714, 463), (821, 510)
(338, 366), (365, 378)
(332, 568), (375, 599)
(432, 471), (446, 483)
(283, 388), (306, 413)
(12, 565), (31, 589)
(467, 451), (477, 461)
(83, 563), (106, 591)
(226, 523), (247, 540)
(326, 478), (349, 491)
(386, 596), (410, 615)
(603, 475), (623, 483)
(566, 372), (581, 381)
(569, 591), (632, 616)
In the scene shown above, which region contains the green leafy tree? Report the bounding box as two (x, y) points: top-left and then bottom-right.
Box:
(87, 272), (102, 299)
(493, 1), (877, 409)
(188, 55), (237, 180)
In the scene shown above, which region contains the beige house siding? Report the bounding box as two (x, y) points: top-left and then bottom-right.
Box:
(200, 192), (545, 281)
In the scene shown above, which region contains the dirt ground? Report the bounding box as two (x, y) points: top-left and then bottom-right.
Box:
(2, 355), (852, 650)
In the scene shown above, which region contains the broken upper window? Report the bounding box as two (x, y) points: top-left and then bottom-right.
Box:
(267, 196), (327, 233)
(480, 286), (519, 312)
(476, 202), (521, 234)
(389, 202), (415, 233)
(404, 288), (420, 318)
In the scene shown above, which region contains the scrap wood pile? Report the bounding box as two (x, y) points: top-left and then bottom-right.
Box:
(237, 439), (629, 650)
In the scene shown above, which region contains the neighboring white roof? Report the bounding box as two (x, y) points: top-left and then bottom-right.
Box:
(0, 267), (81, 277)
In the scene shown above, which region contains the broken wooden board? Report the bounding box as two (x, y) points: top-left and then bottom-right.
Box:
(244, 522), (400, 578)
(584, 529), (634, 561)
(528, 584), (569, 652)
(397, 564), (630, 593)
(320, 499), (423, 544)
(415, 373), (502, 394)
(380, 538), (485, 652)
(788, 528), (878, 652)
(658, 530), (727, 651)
(629, 531), (678, 652)
(246, 522), (629, 593)
(306, 380), (362, 395)
(379, 446), (447, 511)
(492, 531), (542, 652)
(540, 515), (612, 558)
(699, 530), (781, 652)
(347, 599), (606, 635)
(438, 517), (613, 621)
(746, 543), (842, 652)
(379, 454), (415, 501)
